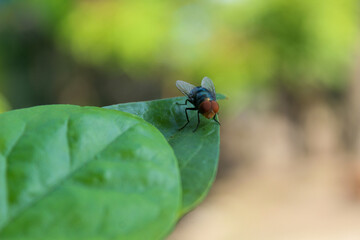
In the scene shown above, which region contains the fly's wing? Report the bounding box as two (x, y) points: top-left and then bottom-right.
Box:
(176, 80), (196, 98)
(201, 77), (216, 99)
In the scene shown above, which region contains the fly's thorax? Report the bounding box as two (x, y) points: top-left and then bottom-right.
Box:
(192, 87), (215, 108)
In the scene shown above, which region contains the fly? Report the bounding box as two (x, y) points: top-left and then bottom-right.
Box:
(176, 77), (220, 132)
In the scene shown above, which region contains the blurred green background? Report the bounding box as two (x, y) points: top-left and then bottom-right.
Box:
(0, 0), (357, 111)
(1, 0), (360, 239)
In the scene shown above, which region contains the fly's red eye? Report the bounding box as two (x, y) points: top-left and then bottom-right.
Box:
(211, 101), (219, 113)
(199, 100), (211, 114)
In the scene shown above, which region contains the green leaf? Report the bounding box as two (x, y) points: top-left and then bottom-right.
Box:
(216, 93), (227, 100)
(0, 105), (181, 240)
(105, 96), (221, 215)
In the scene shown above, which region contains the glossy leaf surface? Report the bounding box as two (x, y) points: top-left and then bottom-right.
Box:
(105, 94), (223, 214)
(0, 105), (181, 239)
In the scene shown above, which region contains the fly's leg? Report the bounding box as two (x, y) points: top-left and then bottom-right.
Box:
(193, 111), (201, 132)
(213, 114), (221, 126)
(179, 107), (197, 130)
(176, 99), (189, 106)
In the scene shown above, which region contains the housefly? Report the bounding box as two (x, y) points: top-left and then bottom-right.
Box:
(176, 77), (220, 132)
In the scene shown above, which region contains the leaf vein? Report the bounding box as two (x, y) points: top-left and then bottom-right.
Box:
(1, 121), (140, 231)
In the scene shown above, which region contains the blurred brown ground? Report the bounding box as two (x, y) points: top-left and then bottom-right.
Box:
(168, 64), (360, 239)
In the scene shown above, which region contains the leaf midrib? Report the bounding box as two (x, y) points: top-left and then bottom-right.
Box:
(1, 120), (140, 232)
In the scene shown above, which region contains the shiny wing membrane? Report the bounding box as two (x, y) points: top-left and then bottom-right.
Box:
(176, 80), (196, 98)
(201, 77), (216, 99)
